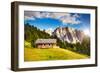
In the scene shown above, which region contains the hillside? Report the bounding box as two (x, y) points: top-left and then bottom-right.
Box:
(25, 23), (52, 47)
(24, 48), (88, 61)
(24, 23), (90, 56)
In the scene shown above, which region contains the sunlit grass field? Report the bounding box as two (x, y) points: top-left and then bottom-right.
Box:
(24, 47), (89, 61)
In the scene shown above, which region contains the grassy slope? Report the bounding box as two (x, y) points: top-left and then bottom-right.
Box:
(24, 48), (89, 61)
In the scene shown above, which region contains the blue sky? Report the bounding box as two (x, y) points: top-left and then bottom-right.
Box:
(24, 11), (90, 33)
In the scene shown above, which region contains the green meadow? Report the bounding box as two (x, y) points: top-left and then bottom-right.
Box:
(24, 41), (89, 61)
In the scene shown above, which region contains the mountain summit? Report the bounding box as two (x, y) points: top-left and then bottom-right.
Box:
(52, 27), (85, 44)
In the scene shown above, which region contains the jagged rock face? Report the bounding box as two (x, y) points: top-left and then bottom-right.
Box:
(52, 27), (85, 44)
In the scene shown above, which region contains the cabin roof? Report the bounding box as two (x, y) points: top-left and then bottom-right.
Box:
(35, 39), (56, 44)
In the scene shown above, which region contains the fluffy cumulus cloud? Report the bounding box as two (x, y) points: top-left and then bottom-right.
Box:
(24, 16), (35, 20)
(24, 11), (81, 25)
(60, 13), (81, 24)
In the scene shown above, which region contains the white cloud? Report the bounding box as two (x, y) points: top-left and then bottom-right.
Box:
(50, 13), (68, 19)
(45, 28), (53, 35)
(24, 16), (35, 20)
(25, 11), (81, 25)
(83, 29), (90, 36)
(24, 11), (41, 18)
(73, 13), (80, 18)
(60, 13), (81, 24)
(48, 28), (53, 31)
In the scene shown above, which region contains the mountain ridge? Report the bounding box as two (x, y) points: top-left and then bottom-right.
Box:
(52, 27), (86, 44)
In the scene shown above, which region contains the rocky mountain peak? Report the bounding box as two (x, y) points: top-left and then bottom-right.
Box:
(52, 27), (85, 44)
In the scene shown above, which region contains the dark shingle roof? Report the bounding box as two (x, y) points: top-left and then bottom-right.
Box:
(35, 39), (56, 44)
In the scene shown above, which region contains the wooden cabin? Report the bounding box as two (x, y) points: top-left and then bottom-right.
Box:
(35, 39), (57, 48)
